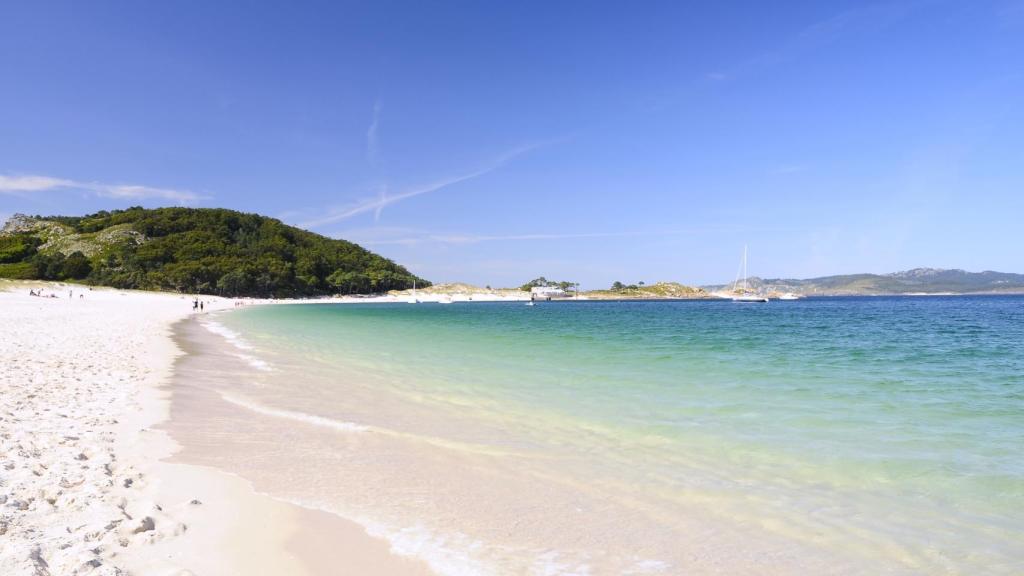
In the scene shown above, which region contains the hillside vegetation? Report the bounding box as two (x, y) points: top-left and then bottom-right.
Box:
(0, 207), (427, 297)
(587, 281), (709, 299)
(391, 282), (509, 295)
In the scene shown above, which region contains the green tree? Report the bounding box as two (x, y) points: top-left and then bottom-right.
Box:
(519, 276), (550, 291)
(62, 251), (92, 279)
(0, 207), (427, 297)
(0, 234), (40, 263)
(327, 270), (362, 293)
(611, 281), (625, 291)
(218, 270), (249, 296)
(30, 252), (66, 280)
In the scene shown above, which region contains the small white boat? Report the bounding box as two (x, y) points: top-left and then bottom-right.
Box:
(525, 300), (536, 307)
(731, 245), (768, 303)
(408, 281), (420, 303)
(778, 293), (800, 300)
(733, 294), (769, 303)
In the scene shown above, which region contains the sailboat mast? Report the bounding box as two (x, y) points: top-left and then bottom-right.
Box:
(742, 244), (748, 292)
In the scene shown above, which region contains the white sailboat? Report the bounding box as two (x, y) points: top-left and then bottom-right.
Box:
(732, 245), (769, 303)
(408, 280), (420, 303)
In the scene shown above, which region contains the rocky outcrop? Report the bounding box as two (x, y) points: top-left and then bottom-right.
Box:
(1, 214), (146, 257)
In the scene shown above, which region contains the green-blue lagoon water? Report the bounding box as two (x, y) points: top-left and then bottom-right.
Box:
(171, 297), (1024, 575)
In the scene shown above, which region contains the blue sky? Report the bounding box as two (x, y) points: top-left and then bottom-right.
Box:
(2, 1), (1022, 287)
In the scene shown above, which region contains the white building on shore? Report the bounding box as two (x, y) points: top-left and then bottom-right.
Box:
(530, 286), (567, 300)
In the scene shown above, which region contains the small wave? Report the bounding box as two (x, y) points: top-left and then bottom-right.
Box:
(199, 320), (274, 371)
(231, 352), (273, 372)
(623, 559), (672, 575)
(286, 501), (625, 576)
(275, 495), (496, 576)
(220, 393), (368, 433)
(200, 320), (254, 350)
(530, 550), (594, 576)
(367, 522), (495, 576)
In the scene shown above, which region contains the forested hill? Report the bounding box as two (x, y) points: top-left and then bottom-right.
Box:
(0, 207), (428, 297)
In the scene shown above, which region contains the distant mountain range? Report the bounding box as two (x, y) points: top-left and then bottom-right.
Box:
(705, 268), (1024, 296)
(4, 209), (1020, 299)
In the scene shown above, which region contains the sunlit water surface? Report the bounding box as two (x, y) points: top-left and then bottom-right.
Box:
(168, 297), (1024, 575)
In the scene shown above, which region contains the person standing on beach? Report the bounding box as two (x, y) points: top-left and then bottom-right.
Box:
(200, 301), (204, 312)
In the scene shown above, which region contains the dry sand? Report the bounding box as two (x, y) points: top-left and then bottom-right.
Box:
(0, 281), (430, 575)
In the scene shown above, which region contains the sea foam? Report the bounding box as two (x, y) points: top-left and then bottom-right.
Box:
(278, 495), (499, 576)
(200, 319), (254, 350)
(220, 392), (368, 433)
(200, 319), (274, 371)
(231, 352), (273, 372)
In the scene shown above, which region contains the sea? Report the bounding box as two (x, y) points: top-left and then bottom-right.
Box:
(168, 296), (1024, 575)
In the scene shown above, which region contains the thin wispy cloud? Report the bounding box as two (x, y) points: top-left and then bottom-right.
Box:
(373, 183), (388, 222)
(429, 231), (653, 245)
(362, 231), (647, 246)
(301, 142), (542, 229)
(710, 2), (919, 84)
(367, 99), (382, 165)
(0, 173), (202, 203)
(334, 226), (787, 247)
(0, 175), (74, 192)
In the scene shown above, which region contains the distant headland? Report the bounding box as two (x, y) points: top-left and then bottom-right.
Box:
(700, 268), (1024, 297)
(0, 208), (425, 298)
(3, 209), (1022, 299)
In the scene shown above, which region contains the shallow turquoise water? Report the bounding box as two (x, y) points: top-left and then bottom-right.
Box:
(208, 296), (1024, 574)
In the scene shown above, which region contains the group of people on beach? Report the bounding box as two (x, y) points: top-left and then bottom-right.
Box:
(192, 298), (205, 312)
(29, 288), (84, 299)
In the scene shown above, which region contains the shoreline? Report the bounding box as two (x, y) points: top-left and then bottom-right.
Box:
(5, 280), (1022, 574)
(163, 294), (1024, 575)
(148, 314), (432, 575)
(0, 280), (428, 575)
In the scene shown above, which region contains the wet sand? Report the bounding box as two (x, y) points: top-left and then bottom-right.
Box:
(0, 281), (428, 575)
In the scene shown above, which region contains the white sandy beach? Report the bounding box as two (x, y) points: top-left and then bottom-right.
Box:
(0, 281), (430, 575)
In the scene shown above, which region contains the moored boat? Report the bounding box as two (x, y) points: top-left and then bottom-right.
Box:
(731, 245), (768, 303)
